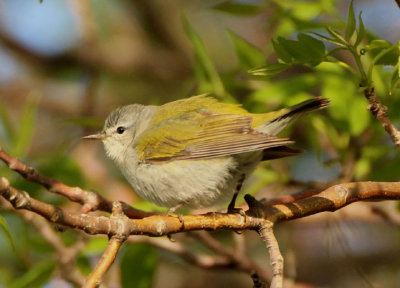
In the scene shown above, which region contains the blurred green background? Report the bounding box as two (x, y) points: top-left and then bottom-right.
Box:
(0, 0), (399, 287)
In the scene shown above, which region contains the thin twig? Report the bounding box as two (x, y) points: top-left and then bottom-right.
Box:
(190, 231), (271, 280)
(233, 232), (246, 261)
(257, 222), (283, 288)
(83, 236), (124, 288)
(364, 87), (400, 146)
(191, 231), (232, 256)
(84, 202), (129, 288)
(0, 146), (153, 218)
(127, 236), (235, 269)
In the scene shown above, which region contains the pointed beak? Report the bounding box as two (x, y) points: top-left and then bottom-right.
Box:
(82, 131), (107, 140)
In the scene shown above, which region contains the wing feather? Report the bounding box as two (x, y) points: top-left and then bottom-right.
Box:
(136, 112), (293, 163)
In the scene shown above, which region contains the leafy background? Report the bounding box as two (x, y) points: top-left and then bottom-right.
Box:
(0, 0), (399, 287)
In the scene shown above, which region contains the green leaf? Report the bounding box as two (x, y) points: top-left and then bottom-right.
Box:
(213, 2), (264, 16)
(272, 38), (293, 64)
(228, 31), (265, 69)
(345, 0), (356, 41)
(9, 260), (56, 288)
(373, 45), (399, 66)
(182, 16), (226, 98)
(121, 243), (158, 288)
(248, 63), (289, 77)
(0, 215), (15, 251)
(13, 95), (40, 157)
(354, 11), (365, 47)
(325, 26), (347, 46)
(310, 32), (347, 47)
(272, 34), (325, 65)
(390, 64), (399, 91)
(366, 40), (393, 51)
(297, 33), (326, 62)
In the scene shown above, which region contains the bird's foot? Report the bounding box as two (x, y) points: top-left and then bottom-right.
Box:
(227, 206), (246, 217)
(166, 204), (185, 227)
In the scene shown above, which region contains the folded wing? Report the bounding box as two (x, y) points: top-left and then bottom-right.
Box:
(136, 111), (294, 163)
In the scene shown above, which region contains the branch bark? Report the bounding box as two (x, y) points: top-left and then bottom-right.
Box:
(84, 202), (129, 287)
(83, 236), (124, 288)
(1, 176), (400, 237)
(257, 222), (283, 288)
(364, 87), (400, 146)
(0, 146), (153, 218)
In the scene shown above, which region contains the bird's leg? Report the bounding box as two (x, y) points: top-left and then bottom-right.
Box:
(167, 203), (184, 214)
(227, 192), (239, 212)
(227, 175), (246, 216)
(167, 202), (186, 227)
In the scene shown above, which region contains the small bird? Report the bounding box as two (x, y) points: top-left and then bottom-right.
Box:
(84, 95), (329, 211)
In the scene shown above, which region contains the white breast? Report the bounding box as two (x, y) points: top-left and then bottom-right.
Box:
(120, 152), (241, 208)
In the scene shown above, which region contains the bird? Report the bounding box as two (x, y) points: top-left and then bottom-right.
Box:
(83, 94), (329, 211)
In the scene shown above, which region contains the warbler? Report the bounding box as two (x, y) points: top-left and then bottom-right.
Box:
(83, 95), (329, 211)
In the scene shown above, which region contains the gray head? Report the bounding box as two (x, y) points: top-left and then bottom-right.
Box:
(83, 104), (150, 164)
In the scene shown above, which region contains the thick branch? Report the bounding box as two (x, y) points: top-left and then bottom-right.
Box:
(0, 146), (152, 218)
(364, 87), (400, 146)
(263, 182), (400, 223)
(1, 177), (400, 238)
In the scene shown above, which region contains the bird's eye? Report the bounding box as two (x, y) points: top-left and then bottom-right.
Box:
(116, 126), (125, 134)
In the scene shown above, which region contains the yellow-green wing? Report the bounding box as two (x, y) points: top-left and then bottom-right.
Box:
(136, 111), (293, 163)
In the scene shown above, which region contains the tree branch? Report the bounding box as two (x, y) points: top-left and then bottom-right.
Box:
(0, 146), (153, 218)
(1, 176), (400, 237)
(84, 202), (128, 287)
(257, 222), (283, 288)
(84, 236), (124, 288)
(364, 87), (400, 146)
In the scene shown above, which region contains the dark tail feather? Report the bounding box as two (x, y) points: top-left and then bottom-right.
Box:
(262, 146), (304, 161)
(272, 97), (330, 123)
